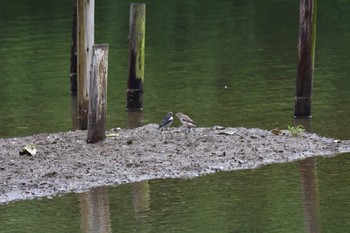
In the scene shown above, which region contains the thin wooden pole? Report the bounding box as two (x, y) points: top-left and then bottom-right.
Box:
(127, 3), (146, 111)
(71, 95), (78, 130)
(87, 44), (109, 143)
(294, 0), (317, 118)
(77, 0), (94, 129)
(70, 0), (77, 95)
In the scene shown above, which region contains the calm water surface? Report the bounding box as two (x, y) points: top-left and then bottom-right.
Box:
(0, 0), (349, 138)
(0, 0), (350, 232)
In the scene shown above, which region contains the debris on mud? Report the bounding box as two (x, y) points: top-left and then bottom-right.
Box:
(1, 124), (349, 204)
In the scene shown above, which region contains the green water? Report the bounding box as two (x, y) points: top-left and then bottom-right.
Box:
(1, 0), (350, 232)
(0, 0), (349, 139)
(1, 153), (350, 233)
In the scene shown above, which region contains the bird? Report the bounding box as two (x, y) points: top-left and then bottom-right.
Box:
(158, 112), (173, 130)
(175, 112), (197, 128)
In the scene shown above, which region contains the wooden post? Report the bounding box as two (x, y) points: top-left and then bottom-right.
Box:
(70, 0), (78, 95)
(87, 44), (109, 143)
(77, 0), (94, 129)
(127, 3), (146, 111)
(71, 95), (78, 130)
(294, 0), (317, 118)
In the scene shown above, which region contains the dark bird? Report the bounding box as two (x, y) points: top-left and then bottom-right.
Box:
(158, 112), (173, 130)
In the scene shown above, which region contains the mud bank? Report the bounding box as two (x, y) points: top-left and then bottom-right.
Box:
(1, 124), (349, 204)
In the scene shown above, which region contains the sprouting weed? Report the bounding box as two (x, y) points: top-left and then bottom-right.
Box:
(287, 125), (305, 137)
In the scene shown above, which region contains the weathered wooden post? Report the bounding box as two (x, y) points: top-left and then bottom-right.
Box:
(87, 44), (109, 143)
(70, 0), (78, 95)
(127, 3), (146, 111)
(71, 95), (78, 130)
(294, 0), (317, 118)
(77, 0), (94, 129)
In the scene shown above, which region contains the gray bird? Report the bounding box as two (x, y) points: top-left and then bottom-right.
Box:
(158, 112), (173, 130)
(175, 112), (197, 128)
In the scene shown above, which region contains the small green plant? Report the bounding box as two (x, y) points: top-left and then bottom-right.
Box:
(287, 125), (305, 137)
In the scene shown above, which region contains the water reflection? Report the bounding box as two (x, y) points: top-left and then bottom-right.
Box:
(132, 181), (151, 233)
(295, 118), (320, 233)
(127, 111), (144, 129)
(300, 158), (320, 233)
(295, 118), (312, 133)
(80, 187), (112, 233)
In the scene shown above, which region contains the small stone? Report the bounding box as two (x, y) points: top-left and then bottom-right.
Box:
(271, 128), (282, 135)
(126, 139), (133, 145)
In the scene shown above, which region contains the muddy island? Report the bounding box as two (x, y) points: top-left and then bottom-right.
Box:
(1, 124), (349, 204)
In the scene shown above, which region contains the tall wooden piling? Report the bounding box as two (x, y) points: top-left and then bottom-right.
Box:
(294, 0), (317, 118)
(127, 3), (146, 111)
(70, 0), (78, 95)
(77, 0), (95, 129)
(87, 44), (109, 143)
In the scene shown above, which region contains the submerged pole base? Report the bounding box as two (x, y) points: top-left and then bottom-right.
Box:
(294, 96), (312, 118)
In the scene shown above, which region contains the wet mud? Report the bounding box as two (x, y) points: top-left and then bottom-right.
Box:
(1, 124), (349, 204)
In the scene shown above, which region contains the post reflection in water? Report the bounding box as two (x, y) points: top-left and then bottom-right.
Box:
(296, 118), (320, 233)
(79, 187), (112, 233)
(300, 158), (320, 233)
(132, 181), (151, 233)
(294, 118), (312, 132)
(127, 111), (144, 129)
